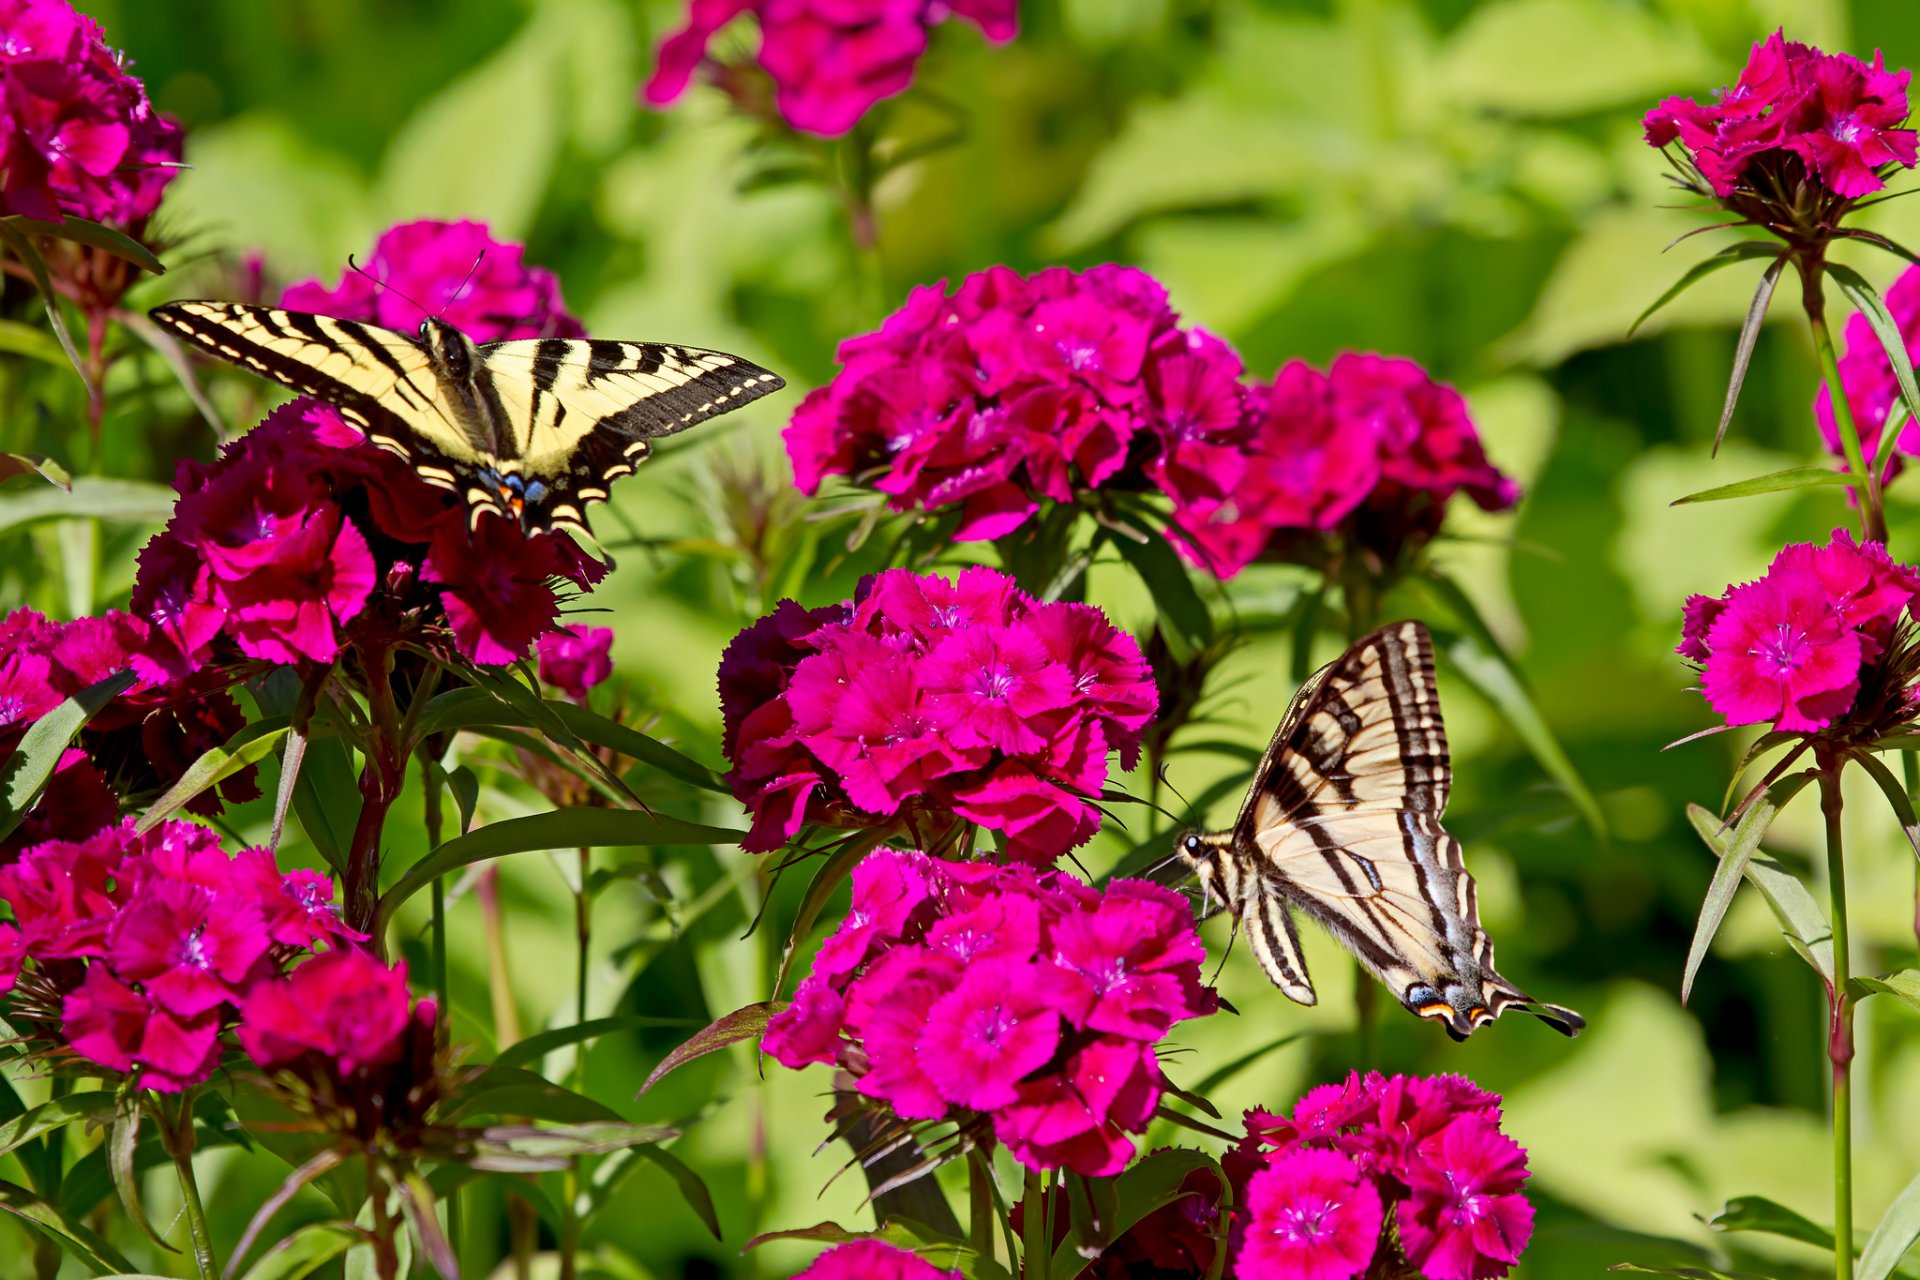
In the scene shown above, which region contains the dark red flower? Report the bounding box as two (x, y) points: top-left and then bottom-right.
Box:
(237, 947), (419, 1077)
(537, 624), (615, 699)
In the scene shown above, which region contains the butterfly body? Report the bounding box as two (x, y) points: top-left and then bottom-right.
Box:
(1176, 620), (1583, 1041)
(149, 301), (786, 535)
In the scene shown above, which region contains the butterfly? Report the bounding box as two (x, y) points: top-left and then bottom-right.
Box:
(148, 301), (785, 535)
(1174, 620), (1583, 1040)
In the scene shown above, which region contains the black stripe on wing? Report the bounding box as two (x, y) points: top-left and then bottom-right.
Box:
(492, 337), (787, 441)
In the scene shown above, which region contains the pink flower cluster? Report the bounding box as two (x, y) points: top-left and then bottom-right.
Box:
(718, 566), (1156, 859)
(792, 1240), (957, 1280)
(1175, 354), (1520, 578)
(0, 607), (255, 854)
(538, 624), (615, 700)
(1678, 529), (1920, 733)
(1226, 1072), (1535, 1280)
(281, 219), (585, 342)
(0, 819), (359, 1091)
(133, 398), (607, 671)
(762, 849), (1216, 1176)
(0, 0), (182, 224)
(644, 0), (1017, 138)
(1644, 31), (1918, 199)
(785, 265), (1249, 542)
(1816, 263), (1920, 476)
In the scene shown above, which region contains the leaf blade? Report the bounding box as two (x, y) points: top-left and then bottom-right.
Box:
(1714, 254), (1787, 454)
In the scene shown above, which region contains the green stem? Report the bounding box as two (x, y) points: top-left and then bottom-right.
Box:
(159, 1098), (217, 1280)
(1808, 286), (1886, 544)
(1905, 751), (1920, 952)
(967, 1150), (995, 1262)
(1023, 1166), (1051, 1280)
(418, 750), (459, 1258)
(560, 845), (591, 1280)
(1819, 766), (1855, 1280)
(366, 1158), (401, 1280)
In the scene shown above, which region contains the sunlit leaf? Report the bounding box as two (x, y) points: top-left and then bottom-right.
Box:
(135, 718), (290, 832)
(1850, 970), (1920, 1014)
(1669, 466), (1850, 505)
(0, 476), (176, 537)
(1856, 750), (1920, 861)
(1686, 804), (1833, 982)
(0, 1094), (115, 1159)
(1630, 242), (1782, 337)
(471, 1120), (677, 1169)
(0, 671), (136, 842)
(1709, 1194), (1833, 1249)
(1681, 778), (1807, 1003)
(1713, 254), (1786, 454)
(0, 220), (89, 393)
(637, 1001), (785, 1098)
(0, 320), (68, 366)
(0, 1174), (138, 1274)
(1862, 1168), (1920, 1280)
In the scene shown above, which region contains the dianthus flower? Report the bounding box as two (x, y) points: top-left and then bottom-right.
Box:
(785, 265), (1249, 541)
(762, 849), (1216, 1176)
(1678, 529), (1920, 735)
(1175, 353), (1519, 579)
(717, 565), (1156, 859)
(130, 399), (606, 673)
(281, 219), (584, 341)
(0, 819), (358, 1092)
(1816, 264), (1920, 479)
(537, 624), (615, 700)
(791, 1239), (960, 1280)
(643, 0), (1017, 138)
(0, 0), (181, 223)
(1223, 1071), (1532, 1280)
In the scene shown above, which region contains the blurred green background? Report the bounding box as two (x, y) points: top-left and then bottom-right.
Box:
(10, 0), (1920, 1275)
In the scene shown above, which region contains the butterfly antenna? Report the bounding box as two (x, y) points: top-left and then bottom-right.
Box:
(1208, 913), (1241, 984)
(346, 254), (434, 326)
(442, 250), (487, 318)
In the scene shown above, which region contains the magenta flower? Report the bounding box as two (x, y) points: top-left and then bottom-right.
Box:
(106, 879), (271, 1018)
(762, 849), (1215, 1175)
(1815, 264), (1920, 478)
(786, 265), (1248, 542)
(1681, 530), (1920, 733)
(537, 624), (615, 699)
(281, 219), (584, 342)
(791, 1239), (960, 1280)
(643, 0), (1017, 138)
(1237, 1148), (1383, 1280)
(237, 947), (421, 1077)
(1398, 1117), (1536, 1280)
(717, 566), (1156, 861)
(1176, 353), (1518, 579)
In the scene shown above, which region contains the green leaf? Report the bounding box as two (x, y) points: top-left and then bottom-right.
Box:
(470, 1120), (677, 1170)
(1874, 401), (1912, 485)
(444, 1066), (622, 1125)
(117, 310), (228, 435)
(1686, 804), (1833, 982)
(1850, 970), (1920, 1014)
(1862, 1168), (1920, 1280)
(443, 660), (645, 806)
(0, 1175), (138, 1275)
(637, 1001), (785, 1098)
(377, 809), (743, 927)
(491, 1014), (691, 1073)
(0, 219), (89, 394)
(0, 320), (69, 366)
(1669, 465), (1851, 505)
(581, 1142), (722, 1238)
(1, 215), (165, 275)
(0, 1094), (115, 1159)
(1681, 777), (1810, 1003)
(1709, 1194), (1833, 1249)
(0, 476), (176, 537)
(1830, 263), (1920, 436)
(1857, 750), (1920, 861)
(1609, 1266), (1776, 1280)
(134, 718), (290, 832)
(0, 670), (136, 842)
(1186, 1031), (1305, 1098)
(235, 1223), (365, 1280)
(1713, 254), (1787, 454)
(1108, 514), (1212, 661)
(416, 687), (727, 793)
(1630, 243), (1783, 337)
(1053, 1148), (1220, 1279)
(107, 1097), (172, 1252)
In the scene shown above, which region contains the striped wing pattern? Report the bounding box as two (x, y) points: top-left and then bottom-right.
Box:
(149, 302), (784, 533)
(1195, 621), (1582, 1040)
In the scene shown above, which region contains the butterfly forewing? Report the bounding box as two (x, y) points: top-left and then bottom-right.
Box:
(1193, 621), (1582, 1040)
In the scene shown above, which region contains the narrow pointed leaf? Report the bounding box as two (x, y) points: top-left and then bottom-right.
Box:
(491, 1014), (692, 1073)
(1609, 1266), (1775, 1280)
(227, 1149), (349, 1278)
(135, 719), (290, 832)
(1849, 970), (1920, 1013)
(0, 320), (68, 365)
(1714, 254), (1787, 454)
(0, 476), (176, 536)
(629, 1145), (722, 1239)
(396, 1173), (457, 1280)
(270, 726), (306, 852)
(1, 215), (165, 274)
(1682, 781), (1801, 1003)
(1710, 1194), (1833, 1248)
(0, 1175), (138, 1274)
(1108, 514), (1211, 660)
(1861, 1167), (1920, 1280)
(446, 1066), (623, 1125)
(0, 670), (136, 841)
(1686, 803), (1833, 981)
(638, 1001), (785, 1097)
(1670, 466), (1850, 505)
(0, 1094), (115, 1158)
(1841, 228), (1920, 268)
(108, 1097), (173, 1252)
(1830, 263), (1920, 434)
(1856, 750), (1920, 860)
(1874, 401), (1912, 484)
(234, 1223), (364, 1280)
(0, 220), (89, 393)
(1630, 242), (1783, 336)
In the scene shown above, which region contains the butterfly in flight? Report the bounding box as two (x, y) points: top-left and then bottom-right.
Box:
(1174, 620), (1583, 1040)
(149, 301), (785, 536)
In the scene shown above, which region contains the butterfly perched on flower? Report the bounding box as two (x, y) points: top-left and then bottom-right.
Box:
(1175, 620), (1583, 1040)
(149, 301), (784, 535)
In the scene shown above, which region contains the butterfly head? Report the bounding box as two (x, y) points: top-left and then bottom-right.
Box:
(419, 318), (477, 383)
(1173, 830), (1238, 894)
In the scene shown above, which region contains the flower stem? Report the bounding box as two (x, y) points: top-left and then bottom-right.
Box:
(1819, 765), (1855, 1280)
(1022, 1166), (1051, 1280)
(346, 644), (405, 938)
(366, 1158), (401, 1280)
(1807, 279), (1886, 544)
(418, 749), (460, 1259)
(158, 1097), (218, 1280)
(559, 845), (591, 1280)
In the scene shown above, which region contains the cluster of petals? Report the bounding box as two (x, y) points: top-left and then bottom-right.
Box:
(1816, 263), (1920, 476)
(0, 606), (256, 853)
(1225, 1072), (1534, 1280)
(1678, 529), (1920, 733)
(717, 565), (1156, 859)
(132, 398), (607, 672)
(791, 1240), (958, 1280)
(0, 0), (181, 223)
(538, 624), (615, 700)
(281, 219), (585, 341)
(1174, 353), (1519, 578)
(0, 819), (360, 1091)
(1644, 31), (1918, 199)
(643, 0), (1017, 138)
(785, 264), (1250, 542)
(762, 848), (1216, 1176)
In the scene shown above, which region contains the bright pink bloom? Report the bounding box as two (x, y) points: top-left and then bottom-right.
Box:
(917, 957), (1060, 1110)
(1238, 1148), (1383, 1280)
(537, 624), (615, 698)
(643, 0), (1016, 138)
(62, 966), (221, 1092)
(1815, 264), (1920, 478)
(106, 879), (271, 1017)
(1397, 1117), (1535, 1280)
(792, 1240), (959, 1280)
(281, 219), (584, 342)
(237, 947), (417, 1077)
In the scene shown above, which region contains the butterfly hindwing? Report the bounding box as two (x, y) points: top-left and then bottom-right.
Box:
(1188, 621), (1582, 1040)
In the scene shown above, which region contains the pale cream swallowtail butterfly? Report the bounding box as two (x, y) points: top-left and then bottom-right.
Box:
(1175, 620), (1583, 1040)
(149, 301), (785, 535)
